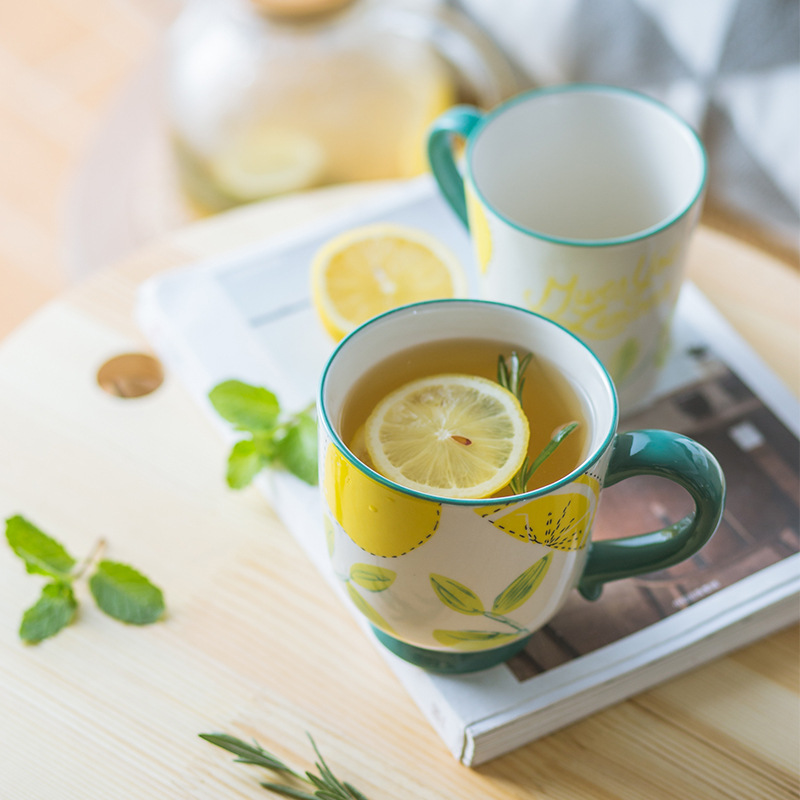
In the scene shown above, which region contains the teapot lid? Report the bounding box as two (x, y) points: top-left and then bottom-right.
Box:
(250, 0), (356, 17)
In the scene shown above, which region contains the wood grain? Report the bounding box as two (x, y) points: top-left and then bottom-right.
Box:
(0, 184), (797, 798)
(1, 7), (796, 791)
(0, 0), (177, 339)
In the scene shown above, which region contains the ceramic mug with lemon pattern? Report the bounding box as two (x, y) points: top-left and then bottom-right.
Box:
(427, 84), (707, 412)
(318, 300), (725, 673)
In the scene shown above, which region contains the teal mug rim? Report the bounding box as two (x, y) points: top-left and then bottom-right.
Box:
(318, 298), (619, 507)
(461, 83), (708, 248)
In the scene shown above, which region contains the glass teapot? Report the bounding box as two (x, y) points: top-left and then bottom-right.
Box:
(165, 0), (518, 213)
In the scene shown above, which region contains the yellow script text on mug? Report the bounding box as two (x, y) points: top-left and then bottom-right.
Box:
(428, 84), (707, 411)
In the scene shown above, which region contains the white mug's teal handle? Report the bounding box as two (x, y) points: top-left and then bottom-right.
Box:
(427, 105), (484, 227)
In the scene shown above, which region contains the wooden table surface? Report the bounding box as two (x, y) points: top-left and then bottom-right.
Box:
(0, 183), (798, 799)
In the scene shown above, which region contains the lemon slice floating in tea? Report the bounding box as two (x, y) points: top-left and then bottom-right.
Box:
(364, 374), (530, 499)
(311, 223), (467, 340)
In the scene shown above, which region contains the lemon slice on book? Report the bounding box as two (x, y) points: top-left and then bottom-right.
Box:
(364, 374), (530, 499)
(311, 223), (467, 340)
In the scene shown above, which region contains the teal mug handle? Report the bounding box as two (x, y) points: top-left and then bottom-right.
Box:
(578, 429), (726, 601)
(427, 105), (484, 228)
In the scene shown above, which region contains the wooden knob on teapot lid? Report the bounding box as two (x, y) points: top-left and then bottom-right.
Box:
(251, 0), (355, 17)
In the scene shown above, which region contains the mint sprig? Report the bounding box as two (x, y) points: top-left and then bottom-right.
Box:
(89, 561), (166, 625)
(209, 380), (318, 488)
(19, 582), (77, 643)
(5, 515), (165, 643)
(200, 732), (370, 800)
(7, 516), (76, 578)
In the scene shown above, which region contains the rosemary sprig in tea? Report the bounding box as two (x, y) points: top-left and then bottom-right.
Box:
(497, 351), (579, 495)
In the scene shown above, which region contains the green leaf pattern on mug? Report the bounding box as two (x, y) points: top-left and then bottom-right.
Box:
(335, 560), (397, 634)
(427, 556), (553, 650)
(349, 564), (396, 592)
(429, 575), (485, 615)
(345, 582), (395, 635)
(323, 516), (335, 558)
(432, 629), (519, 651)
(334, 544), (553, 651)
(654, 319), (673, 368)
(491, 554), (551, 615)
(612, 337), (640, 386)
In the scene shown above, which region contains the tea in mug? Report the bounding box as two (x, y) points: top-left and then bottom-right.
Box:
(339, 337), (589, 496)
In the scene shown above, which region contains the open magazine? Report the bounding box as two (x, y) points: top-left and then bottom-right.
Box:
(136, 178), (800, 766)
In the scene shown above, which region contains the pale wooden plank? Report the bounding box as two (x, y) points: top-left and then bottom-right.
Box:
(730, 625), (799, 691)
(0, 259), (59, 339)
(483, 697), (793, 800)
(1, 183), (798, 799)
(0, 0), (92, 67)
(0, 0), (173, 312)
(687, 226), (800, 396)
(0, 48), (93, 146)
(636, 652), (799, 792)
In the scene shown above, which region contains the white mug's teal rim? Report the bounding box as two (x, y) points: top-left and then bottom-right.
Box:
(318, 298), (619, 506)
(465, 83), (708, 248)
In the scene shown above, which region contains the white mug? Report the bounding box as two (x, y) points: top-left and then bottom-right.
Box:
(428, 84), (707, 411)
(318, 300), (725, 673)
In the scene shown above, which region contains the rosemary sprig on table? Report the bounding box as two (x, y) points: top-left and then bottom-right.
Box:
(497, 351), (580, 495)
(200, 732), (371, 800)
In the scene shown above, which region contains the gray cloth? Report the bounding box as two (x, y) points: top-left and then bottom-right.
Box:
(458, 0), (800, 251)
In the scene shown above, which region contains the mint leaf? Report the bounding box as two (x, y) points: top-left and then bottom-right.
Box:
(226, 438), (265, 489)
(253, 430), (279, 460)
(209, 380), (319, 488)
(209, 380), (280, 432)
(276, 412), (318, 486)
(7, 518), (168, 642)
(5, 515), (76, 578)
(89, 560), (165, 625)
(19, 582), (77, 643)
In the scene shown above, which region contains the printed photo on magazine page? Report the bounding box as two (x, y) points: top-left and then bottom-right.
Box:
(507, 348), (799, 681)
